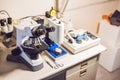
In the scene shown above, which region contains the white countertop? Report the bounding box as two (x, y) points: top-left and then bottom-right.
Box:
(0, 44), (106, 80)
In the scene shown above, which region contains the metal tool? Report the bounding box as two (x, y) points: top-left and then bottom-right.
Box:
(53, 62), (64, 69)
(44, 55), (64, 69)
(45, 60), (54, 69)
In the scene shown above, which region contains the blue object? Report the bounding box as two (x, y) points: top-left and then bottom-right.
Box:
(76, 33), (87, 41)
(47, 42), (67, 59)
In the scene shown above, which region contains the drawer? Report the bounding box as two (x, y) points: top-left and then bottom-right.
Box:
(66, 57), (97, 76)
(79, 62), (97, 80)
(80, 57), (97, 69)
(66, 71), (80, 80)
(66, 61), (97, 80)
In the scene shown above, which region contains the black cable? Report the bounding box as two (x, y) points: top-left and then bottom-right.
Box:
(19, 14), (45, 20)
(0, 10), (10, 17)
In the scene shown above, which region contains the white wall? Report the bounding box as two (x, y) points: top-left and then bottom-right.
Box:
(0, 0), (54, 19)
(63, 0), (119, 33)
(117, 0), (120, 10)
(0, 0), (119, 33)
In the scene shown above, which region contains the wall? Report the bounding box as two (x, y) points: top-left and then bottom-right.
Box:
(63, 0), (119, 33)
(0, 0), (54, 19)
(117, 0), (120, 10)
(0, 0), (119, 33)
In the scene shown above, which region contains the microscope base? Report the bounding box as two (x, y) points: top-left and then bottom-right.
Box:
(7, 54), (43, 71)
(20, 56), (43, 71)
(7, 54), (23, 63)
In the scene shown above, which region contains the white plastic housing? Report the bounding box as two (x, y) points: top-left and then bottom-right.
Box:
(99, 43), (120, 72)
(98, 20), (120, 46)
(44, 17), (64, 44)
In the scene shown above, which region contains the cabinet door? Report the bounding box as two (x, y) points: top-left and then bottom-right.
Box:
(66, 71), (80, 80)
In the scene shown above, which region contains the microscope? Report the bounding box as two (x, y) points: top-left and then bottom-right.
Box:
(7, 10), (68, 70)
(0, 10), (15, 48)
(7, 18), (50, 71)
(44, 9), (68, 61)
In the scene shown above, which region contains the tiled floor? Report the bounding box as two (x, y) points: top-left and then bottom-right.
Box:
(96, 64), (120, 80)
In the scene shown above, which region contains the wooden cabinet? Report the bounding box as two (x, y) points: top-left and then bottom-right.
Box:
(66, 56), (98, 80)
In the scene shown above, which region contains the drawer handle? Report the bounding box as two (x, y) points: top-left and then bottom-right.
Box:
(79, 69), (87, 77)
(80, 61), (88, 69)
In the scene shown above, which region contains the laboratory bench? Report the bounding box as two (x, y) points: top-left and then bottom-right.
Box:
(0, 42), (106, 80)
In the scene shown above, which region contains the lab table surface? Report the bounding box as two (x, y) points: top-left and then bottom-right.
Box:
(0, 43), (106, 80)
